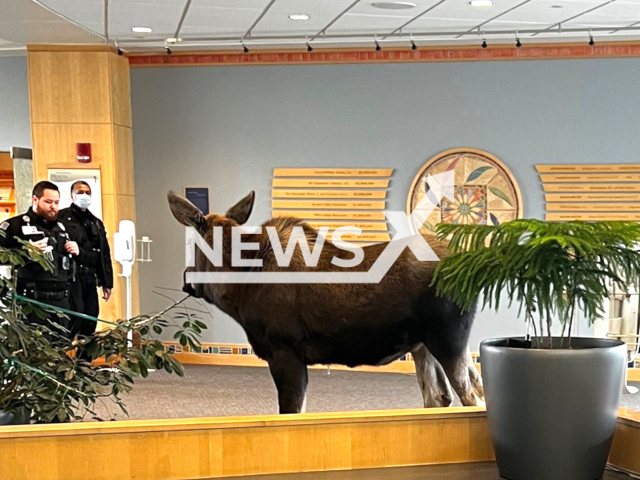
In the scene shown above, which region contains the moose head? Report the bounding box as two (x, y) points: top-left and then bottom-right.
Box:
(167, 190), (256, 297)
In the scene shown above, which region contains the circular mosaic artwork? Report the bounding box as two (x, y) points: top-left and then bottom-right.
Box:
(407, 149), (523, 234)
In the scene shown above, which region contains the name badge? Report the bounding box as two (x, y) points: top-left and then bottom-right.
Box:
(22, 226), (40, 235)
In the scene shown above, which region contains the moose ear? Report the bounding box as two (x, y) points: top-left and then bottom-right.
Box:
(225, 191), (255, 225)
(167, 191), (206, 230)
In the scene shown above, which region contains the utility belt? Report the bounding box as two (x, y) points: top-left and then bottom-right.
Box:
(77, 265), (97, 274)
(18, 282), (70, 302)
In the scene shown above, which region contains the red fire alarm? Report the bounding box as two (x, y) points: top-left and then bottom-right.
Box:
(76, 143), (92, 163)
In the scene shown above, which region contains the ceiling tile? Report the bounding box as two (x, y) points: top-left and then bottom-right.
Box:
(250, 0), (357, 36)
(109, 0), (187, 38)
(180, 0), (270, 37)
(494, 0), (609, 29)
(562, 2), (640, 26)
(1, 0), (103, 46)
(36, 0), (104, 35)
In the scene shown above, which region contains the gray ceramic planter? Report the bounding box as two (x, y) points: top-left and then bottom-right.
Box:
(480, 337), (626, 480)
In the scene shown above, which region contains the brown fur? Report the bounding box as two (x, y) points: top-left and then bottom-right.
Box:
(169, 191), (483, 413)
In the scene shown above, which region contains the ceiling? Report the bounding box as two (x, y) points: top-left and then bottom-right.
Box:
(1, 0), (640, 54)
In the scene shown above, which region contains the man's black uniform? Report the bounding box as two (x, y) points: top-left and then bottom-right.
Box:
(59, 203), (113, 338)
(0, 208), (75, 331)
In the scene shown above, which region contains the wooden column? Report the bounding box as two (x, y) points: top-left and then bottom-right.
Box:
(27, 45), (138, 323)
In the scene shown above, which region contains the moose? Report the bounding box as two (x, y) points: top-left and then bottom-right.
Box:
(168, 190), (484, 413)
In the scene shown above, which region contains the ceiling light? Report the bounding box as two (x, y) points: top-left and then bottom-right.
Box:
(289, 14), (310, 20)
(371, 2), (417, 9)
(166, 37), (181, 43)
(470, 0), (493, 7)
(132, 27), (152, 34)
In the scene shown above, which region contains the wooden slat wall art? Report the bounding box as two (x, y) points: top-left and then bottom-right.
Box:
(536, 164), (640, 221)
(272, 190), (387, 199)
(307, 221), (389, 231)
(272, 168), (394, 244)
(271, 200), (386, 210)
(273, 179), (390, 188)
(272, 210), (387, 220)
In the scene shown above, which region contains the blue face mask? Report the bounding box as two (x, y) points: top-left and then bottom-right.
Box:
(74, 193), (91, 209)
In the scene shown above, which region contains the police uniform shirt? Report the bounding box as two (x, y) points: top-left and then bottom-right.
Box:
(0, 207), (73, 290)
(59, 204), (114, 289)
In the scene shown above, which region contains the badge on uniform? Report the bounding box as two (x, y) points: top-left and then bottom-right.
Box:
(22, 226), (41, 235)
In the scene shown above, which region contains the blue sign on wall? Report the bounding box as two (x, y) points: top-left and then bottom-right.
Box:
(185, 187), (210, 216)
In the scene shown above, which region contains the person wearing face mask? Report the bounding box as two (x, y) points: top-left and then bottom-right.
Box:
(0, 181), (79, 334)
(59, 181), (113, 342)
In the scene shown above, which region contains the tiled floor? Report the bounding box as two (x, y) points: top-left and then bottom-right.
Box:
(213, 462), (632, 480)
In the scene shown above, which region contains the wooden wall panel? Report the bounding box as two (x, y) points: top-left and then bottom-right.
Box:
(31, 123), (115, 194)
(272, 200), (386, 210)
(28, 47), (138, 323)
(0, 408), (492, 480)
(114, 125), (135, 196)
(273, 168), (393, 177)
(2, 408), (639, 480)
(109, 54), (133, 128)
(609, 409), (640, 476)
(536, 164), (640, 173)
(28, 52), (111, 124)
(272, 211), (386, 220)
(273, 179), (390, 188)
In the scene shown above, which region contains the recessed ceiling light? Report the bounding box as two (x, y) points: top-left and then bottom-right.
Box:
(470, 0), (493, 7)
(372, 2), (417, 9)
(132, 27), (152, 33)
(551, 4), (563, 7)
(289, 14), (310, 20)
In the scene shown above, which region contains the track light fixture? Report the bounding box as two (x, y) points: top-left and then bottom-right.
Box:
(306, 36), (313, 52)
(515, 31), (521, 48)
(481, 31), (487, 49)
(375, 34), (381, 51)
(165, 46), (172, 55)
(242, 39), (249, 53)
(589, 29), (594, 46)
(118, 48), (123, 56)
(410, 34), (417, 50)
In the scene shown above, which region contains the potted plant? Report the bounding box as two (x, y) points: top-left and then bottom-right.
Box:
(0, 234), (206, 424)
(433, 220), (640, 480)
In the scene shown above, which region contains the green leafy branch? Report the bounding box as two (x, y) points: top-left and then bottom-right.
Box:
(432, 220), (640, 348)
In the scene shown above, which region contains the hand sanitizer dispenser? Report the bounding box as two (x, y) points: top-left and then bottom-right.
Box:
(114, 220), (135, 321)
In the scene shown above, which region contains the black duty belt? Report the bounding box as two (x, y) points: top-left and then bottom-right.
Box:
(19, 282), (69, 302)
(77, 266), (97, 274)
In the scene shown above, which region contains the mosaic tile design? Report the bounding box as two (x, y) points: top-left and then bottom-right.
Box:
(409, 149), (522, 234)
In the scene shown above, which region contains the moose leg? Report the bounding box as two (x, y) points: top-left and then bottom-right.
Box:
(412, 344), (454, 407)
(466, 348), (484, 401)
(435, 353), (485, 407)
(267, 348), (309, 414)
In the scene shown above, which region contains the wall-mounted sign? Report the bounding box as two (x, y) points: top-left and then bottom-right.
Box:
(536, 164), (640, 221)
(185, 186), (210, 216)
(407, 148), (523, 234)
(271, 167), (394, 245)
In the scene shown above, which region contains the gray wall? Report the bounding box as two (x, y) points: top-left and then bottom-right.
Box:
(131, 58), (640, 350)
(0, 55), (31, 151)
